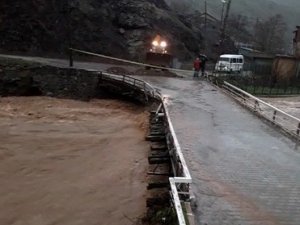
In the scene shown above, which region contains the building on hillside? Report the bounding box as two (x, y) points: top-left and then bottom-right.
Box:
(272, 55), (300, 83)
(272, 26), (300, 83)
(236, 27), (300, 86)
(238, 47), (274, 76)
(293, 26), (300, 58)
(235, 42), (253, 50)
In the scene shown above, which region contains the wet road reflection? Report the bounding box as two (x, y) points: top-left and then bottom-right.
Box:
(142, 77), (300, 225)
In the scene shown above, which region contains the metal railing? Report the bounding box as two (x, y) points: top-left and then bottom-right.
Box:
(99, 72), (160, 101)
(210, 73), (300, 95)
(70, 48), (193, 75)
(68, 48), (193, 224)
(222, 81), (300, 139)
(159, 98), (192, 225)
(98, 72), (193, 225)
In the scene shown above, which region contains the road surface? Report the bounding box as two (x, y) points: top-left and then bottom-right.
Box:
(142, 77), (300, 225)
(0, 54), (138, 72)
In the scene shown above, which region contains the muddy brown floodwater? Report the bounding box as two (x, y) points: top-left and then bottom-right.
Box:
(0, 97), (149, 225)
(261, 96), (300, 119)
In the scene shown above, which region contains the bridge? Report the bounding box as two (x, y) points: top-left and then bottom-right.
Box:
(142, 76), (300, 225)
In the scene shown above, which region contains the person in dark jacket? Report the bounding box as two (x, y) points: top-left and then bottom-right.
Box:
(199, 54), (208, 76)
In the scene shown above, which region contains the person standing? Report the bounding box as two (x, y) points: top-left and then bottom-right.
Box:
(199, 54), (208, 77)
(193, 57), (201, 78)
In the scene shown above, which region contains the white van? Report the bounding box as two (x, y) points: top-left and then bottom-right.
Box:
(215, 54), (244, 73)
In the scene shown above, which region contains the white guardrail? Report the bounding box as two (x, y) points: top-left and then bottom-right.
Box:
(69, 47), (193, 224)
(160, 99), (192, 225)
(222, 81), (300, 139)
(98, 72), (192, 225)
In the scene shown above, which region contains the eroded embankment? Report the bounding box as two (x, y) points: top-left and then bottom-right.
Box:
(0, 57), (151, 103)
(0, 57), (101, 99)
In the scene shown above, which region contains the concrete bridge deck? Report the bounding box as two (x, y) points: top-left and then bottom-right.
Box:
(142, 77), (300, 225)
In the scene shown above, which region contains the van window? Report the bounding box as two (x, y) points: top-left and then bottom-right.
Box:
(219, 57), (230, 62)
(232, 58), (237, 63)
(238, 58), (243, 63)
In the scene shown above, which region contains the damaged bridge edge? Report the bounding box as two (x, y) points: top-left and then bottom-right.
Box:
(99, 72), (195, 225)
(158, 97), (194, 225)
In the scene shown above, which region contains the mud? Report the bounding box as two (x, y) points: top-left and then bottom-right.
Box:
(106, 66), (178, 77)
(0, 97), (149, 225)
(261, 96), (300, 119)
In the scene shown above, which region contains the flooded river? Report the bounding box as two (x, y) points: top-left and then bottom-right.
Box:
(0, 97), (148, 225)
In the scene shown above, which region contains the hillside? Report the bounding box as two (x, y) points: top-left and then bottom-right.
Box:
(4, 0), (295, 61)
(0, 0), (206, 60)
(167, 0), (300, 41)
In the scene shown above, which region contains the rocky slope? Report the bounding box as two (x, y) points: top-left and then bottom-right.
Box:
(0, 0), (205, 60)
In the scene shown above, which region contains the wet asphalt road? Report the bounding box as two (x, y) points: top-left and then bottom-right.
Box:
(0, 54), (138, 72)
(142, 77), (300, 225)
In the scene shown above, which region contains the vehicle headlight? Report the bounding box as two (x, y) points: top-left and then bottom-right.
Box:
(152, 41), (158, 46)
(160, 41), (167, 48)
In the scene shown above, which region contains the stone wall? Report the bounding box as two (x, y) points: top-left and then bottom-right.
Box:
(0, 57), (151, 104)
(0, 57), (102, 100)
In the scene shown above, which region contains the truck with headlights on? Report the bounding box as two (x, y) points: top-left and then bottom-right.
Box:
(145, 35), (173, 69)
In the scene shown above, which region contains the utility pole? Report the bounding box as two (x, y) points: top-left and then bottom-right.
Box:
(220, 0), (232, 53)
(202, 0), (208, 51)
(220, 0), (226, 26)
(204, 0), (207, 32)
(68, 3), (74, 67)
(66, 0), (75, 67)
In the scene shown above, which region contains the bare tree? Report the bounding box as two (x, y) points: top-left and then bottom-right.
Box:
(228, 14), (249, 32)
(227, 14), (252, 42)
(253, 14), (287, 53)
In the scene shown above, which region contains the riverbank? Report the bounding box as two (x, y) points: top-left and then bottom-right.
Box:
(261, 96), (300, 119)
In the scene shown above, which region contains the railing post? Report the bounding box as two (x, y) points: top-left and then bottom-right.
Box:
(243, 93), (246, 103)
(122, 75), (125, 82)
(254, 100), (258, 111)
(69, 49), (73, 67)
(297, 123), (300, 135)
(273, 110), (277, 122)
